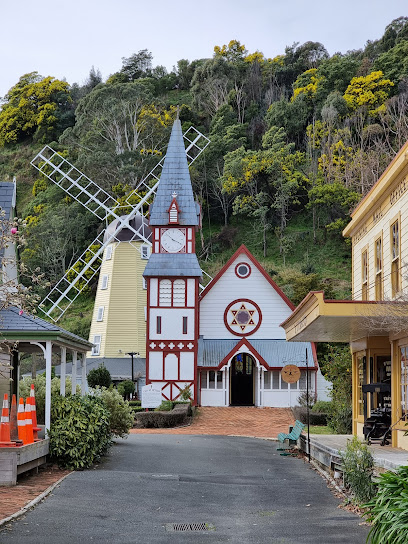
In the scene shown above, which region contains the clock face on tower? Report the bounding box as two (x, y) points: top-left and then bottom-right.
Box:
(161, 228), (186, 253)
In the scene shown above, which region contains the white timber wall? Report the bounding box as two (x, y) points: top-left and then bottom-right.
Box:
(200, 254), (291, 339)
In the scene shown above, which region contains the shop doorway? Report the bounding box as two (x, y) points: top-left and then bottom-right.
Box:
(230, 353), (254, 406)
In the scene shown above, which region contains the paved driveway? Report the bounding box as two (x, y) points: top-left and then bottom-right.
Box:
(0, 435), (369, 543)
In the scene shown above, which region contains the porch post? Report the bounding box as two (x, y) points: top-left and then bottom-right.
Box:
(45, 341), (52, 437)
(81, 354), (87, 396)
(60, 347), (67, 397)
(72, 350), (78, 395)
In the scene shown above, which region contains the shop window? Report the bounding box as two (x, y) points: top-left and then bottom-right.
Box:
(391, 219), (400, 297)
(401, 347), (408, 420)
(375, 236), (383, 300)
(362, 250), (368, 301)
(357, 355), (366, 417)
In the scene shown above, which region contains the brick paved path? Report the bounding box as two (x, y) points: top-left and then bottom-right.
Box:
(131, 406), (294, 437)
(0, 465), (69, 521)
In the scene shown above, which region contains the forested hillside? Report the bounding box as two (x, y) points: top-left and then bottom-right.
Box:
(1, 16), (408, 337)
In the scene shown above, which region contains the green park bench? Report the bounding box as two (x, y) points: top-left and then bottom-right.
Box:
(277, 420), (305, 453)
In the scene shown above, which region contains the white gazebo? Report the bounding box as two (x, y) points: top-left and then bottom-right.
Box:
(0, 306), (93, 436)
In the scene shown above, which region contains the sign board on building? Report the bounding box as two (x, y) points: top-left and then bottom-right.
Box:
(142, 384), (162, 408)
(281, 364), (301, 384)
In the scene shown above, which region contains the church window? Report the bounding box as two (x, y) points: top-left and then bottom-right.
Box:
(156, 316), (162, 334)
(209, 371), (215, 389)
(216, 371), (223, 389)
(182, 316), (188, 334)
(105, 245), (113, 260)
(173, 279), (186, 306)
(159, 279), (172, 306)
(200, 370), (223, 390)
(101, 275), (109, 290)
(235, 262), (251, 278)
(143, 277), (147, 290)
(263, 372), (271, 388)
(96, 306), (104, 322)
(92, 335), (101, 356)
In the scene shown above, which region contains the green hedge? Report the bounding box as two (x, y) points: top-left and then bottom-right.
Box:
(292, 406), (328, 426)
(49, 395), (111, 469)
(135, 404), (191, 428)
(128, 400), (142, 407)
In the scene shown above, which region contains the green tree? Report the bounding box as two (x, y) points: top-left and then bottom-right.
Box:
(343, 70), (394, 116)
(87, 364), (112, 388)
(0, 72), (72, 145)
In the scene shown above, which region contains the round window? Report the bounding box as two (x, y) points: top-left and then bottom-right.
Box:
(235, 262), (251, 278)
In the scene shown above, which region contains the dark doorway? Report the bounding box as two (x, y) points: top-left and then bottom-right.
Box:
(231, 353), (254, 406)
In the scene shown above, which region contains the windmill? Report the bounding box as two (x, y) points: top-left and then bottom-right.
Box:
(30, 124), (210, 384)
(31, 125), (210, 323)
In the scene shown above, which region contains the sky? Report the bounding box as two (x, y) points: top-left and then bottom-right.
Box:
(1, 0), (406, 98)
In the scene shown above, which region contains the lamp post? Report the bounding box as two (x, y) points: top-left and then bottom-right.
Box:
(127, 352), (139, 382)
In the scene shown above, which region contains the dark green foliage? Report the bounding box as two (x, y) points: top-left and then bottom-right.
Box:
(117, 380), (135, 399)
(292, 406), (327, 426)
(319, 345), (352, 434)
(93, 387), (134, 438)
(136, 403), (191, 428)
(364, 466), (408, 544)
(340, 436), (376, 504)
(311, 400), (332, 413)
(87, 364), (112, 388)
(49, 395), (111, 469)
(128, 400), (142, 407)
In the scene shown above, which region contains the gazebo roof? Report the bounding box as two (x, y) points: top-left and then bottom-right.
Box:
(0, 306), (93, 351)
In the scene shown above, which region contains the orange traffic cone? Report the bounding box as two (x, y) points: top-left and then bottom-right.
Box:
(30, 384), (41, 441)
(17, 398), (27, 445)
(10, 394), (22, 446)
(25, 398), (34, 445)
(0, 394), (15, 447)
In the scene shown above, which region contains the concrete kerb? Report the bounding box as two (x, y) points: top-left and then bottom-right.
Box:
(0, 471), (72, 528)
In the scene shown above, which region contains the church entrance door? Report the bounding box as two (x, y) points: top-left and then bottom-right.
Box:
(230, 353), (254, 406)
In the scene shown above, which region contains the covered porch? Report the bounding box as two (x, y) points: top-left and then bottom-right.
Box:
(281, 291), (408, 449)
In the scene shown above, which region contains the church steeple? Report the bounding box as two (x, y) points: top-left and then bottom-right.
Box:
(149, 119), (199, 227)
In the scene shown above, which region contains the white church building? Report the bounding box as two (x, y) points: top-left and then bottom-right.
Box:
(143, 119), (330, 407)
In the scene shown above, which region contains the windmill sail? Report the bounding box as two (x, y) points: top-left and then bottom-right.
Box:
(33, 127), (210, 322)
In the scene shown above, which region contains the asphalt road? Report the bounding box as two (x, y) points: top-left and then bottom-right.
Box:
(0, 435), (369, 543)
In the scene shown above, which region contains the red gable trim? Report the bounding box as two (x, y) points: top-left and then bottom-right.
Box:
(217, 338), (270, 370)
(200, 244), (295, 310)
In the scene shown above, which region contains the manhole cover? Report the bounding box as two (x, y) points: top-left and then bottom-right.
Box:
(165, 522), (215, 532)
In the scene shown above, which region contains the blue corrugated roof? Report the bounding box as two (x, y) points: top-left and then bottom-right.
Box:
(143, 253), (202, 277)
(0, 306), (92, 347)
(198, 338), (314, 368)
(149, 120), (199, 226)
(0, 182), (16, 220)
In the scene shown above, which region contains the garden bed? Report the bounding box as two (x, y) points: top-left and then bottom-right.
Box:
(0, 439), (50, 486)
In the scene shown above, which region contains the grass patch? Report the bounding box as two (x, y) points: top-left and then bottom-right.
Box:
(308, 425), (333, 435)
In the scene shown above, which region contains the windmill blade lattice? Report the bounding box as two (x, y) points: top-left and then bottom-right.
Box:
(33, 127), (210, 322)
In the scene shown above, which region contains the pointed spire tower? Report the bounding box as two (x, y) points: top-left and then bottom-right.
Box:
(143, 119), (202, 404)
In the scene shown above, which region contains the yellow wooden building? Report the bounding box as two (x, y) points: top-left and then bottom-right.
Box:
(281, 141), (408, 449)
(87, 214), (151, 389)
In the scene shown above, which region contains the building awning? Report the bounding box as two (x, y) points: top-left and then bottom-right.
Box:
(198, 338), (316, 369)
(280, 291), (408, 343)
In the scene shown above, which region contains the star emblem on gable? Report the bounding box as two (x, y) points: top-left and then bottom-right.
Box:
(230, 303), (256, 332)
